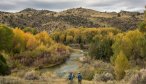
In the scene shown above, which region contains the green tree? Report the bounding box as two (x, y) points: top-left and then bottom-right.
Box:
(0, 24), (14, 52)
(89, 34), (113, 61)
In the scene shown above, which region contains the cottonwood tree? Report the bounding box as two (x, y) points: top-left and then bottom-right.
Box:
(13, 28), (25, 53)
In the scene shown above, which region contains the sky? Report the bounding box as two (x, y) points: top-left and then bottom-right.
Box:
(0, 0), (146, 12)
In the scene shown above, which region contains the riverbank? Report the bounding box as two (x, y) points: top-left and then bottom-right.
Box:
(9, 49), (84, 80)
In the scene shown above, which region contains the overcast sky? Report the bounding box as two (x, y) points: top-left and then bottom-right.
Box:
(0, 0), (146, 12)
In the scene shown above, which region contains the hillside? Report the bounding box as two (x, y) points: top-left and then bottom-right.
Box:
(0, 8), (144, 32)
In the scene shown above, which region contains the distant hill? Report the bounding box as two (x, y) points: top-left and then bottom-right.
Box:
(0, 7), (144, 32)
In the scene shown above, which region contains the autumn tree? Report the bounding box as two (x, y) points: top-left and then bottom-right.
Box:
(13, 28), (25, 53)
(35, 31), (53, 47)
(51, 28), (119, 45)
(24, 33), (38, 50)
(112, 30), (146, 65)
(114, 51), (129, 80)
(59, 34), (66, 43)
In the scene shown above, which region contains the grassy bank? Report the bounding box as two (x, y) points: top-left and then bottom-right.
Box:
(0, 76), (93, 84)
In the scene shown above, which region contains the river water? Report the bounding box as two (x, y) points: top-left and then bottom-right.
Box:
(40, 50), (84, 78)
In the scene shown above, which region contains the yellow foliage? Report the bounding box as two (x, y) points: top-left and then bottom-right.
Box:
(66, 35), (73, 43)
(48, 43), (70, 56)
(35, 43), (48, 52)
(13, 28), (25, 52)
(112, 30), (145, 59)
(24, 33), (38, 50)
(35, 31), (53, 47)
(114, 51), (129, 80)
(59, 34), (65, 42)
(51, 27), (120, 44)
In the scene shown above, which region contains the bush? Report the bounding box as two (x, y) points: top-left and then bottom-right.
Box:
(0, 76), (25, 84)
(12, 50), (51, 67)
(138, 22), (146, 32)
(93, 72), (114, 82)
(40, 71), (56, 81)
(0, 54), (10, 75)
(124, 69), (138, 82)
(12, 43), (71, 67)
(93, 60), (114, 75)
(23, 27), (38, 34)
(79, 64), (95, 80)
(24, 70), (39, 80)
(129, 69), (146, 84)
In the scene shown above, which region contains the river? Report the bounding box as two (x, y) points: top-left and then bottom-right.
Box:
(40, 49), (84, 78)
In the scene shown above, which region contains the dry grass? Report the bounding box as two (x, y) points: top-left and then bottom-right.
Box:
(0, 76), (93, 84)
